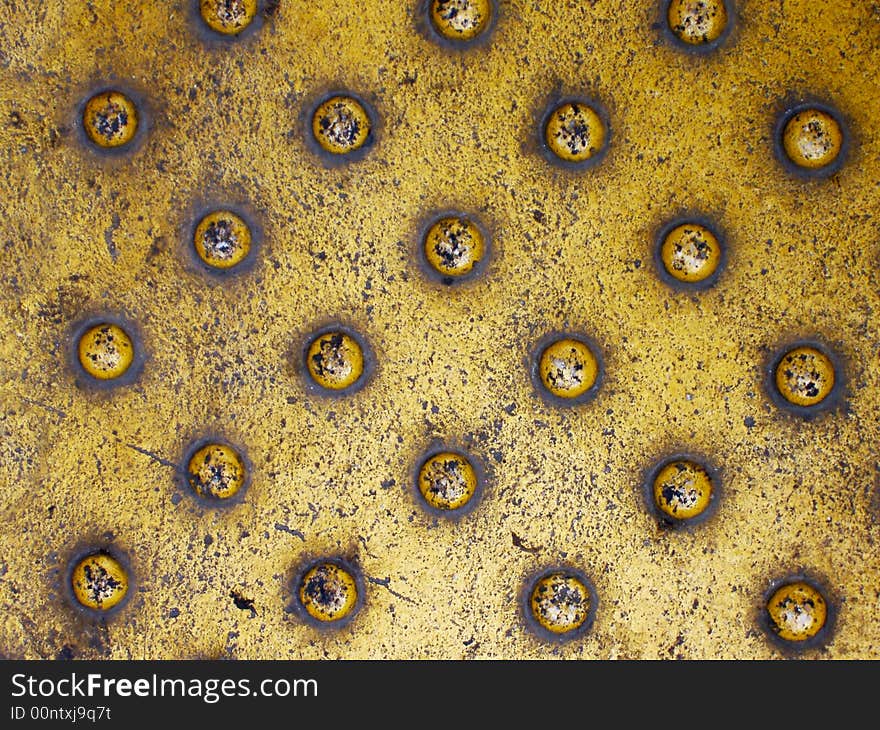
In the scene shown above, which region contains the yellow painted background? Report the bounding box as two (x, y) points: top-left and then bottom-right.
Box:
(1, 0), (878, 659)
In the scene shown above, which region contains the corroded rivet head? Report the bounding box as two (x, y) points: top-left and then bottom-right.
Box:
(70, 552), (129, 612)
(82, 91), (138, 149)
(418, 452), (478, 512)
(527, 570), (597, 640)
(298, 562), (360, 623)
(774, 346), (836, 408)
(187, 443), (246, 500)
(423, 216), (485, 280)
(429, 0), (493, 43)
(306, 331), (366, 392)
(77, 323), (135, 381)
(653, 459), (714, 522)
(538, 337), (600, 400)
(193, 210), (252, 270)
(659, 222), (722, 284)
(667, 0), (728, 46)
(782, 108), (844, 170)
(766, 580), (828, 643)
(543, 101), (607, 164)
(200, 0), (258, 35)
(311, 96), (372, 156)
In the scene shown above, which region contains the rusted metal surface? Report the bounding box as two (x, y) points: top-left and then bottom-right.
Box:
(1, 0), (878, 659)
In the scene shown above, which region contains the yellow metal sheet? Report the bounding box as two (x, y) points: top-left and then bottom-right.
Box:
(1, 0), (879, 659)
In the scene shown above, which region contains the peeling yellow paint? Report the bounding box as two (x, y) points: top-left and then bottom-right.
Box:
(0, 0), (878, 660)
